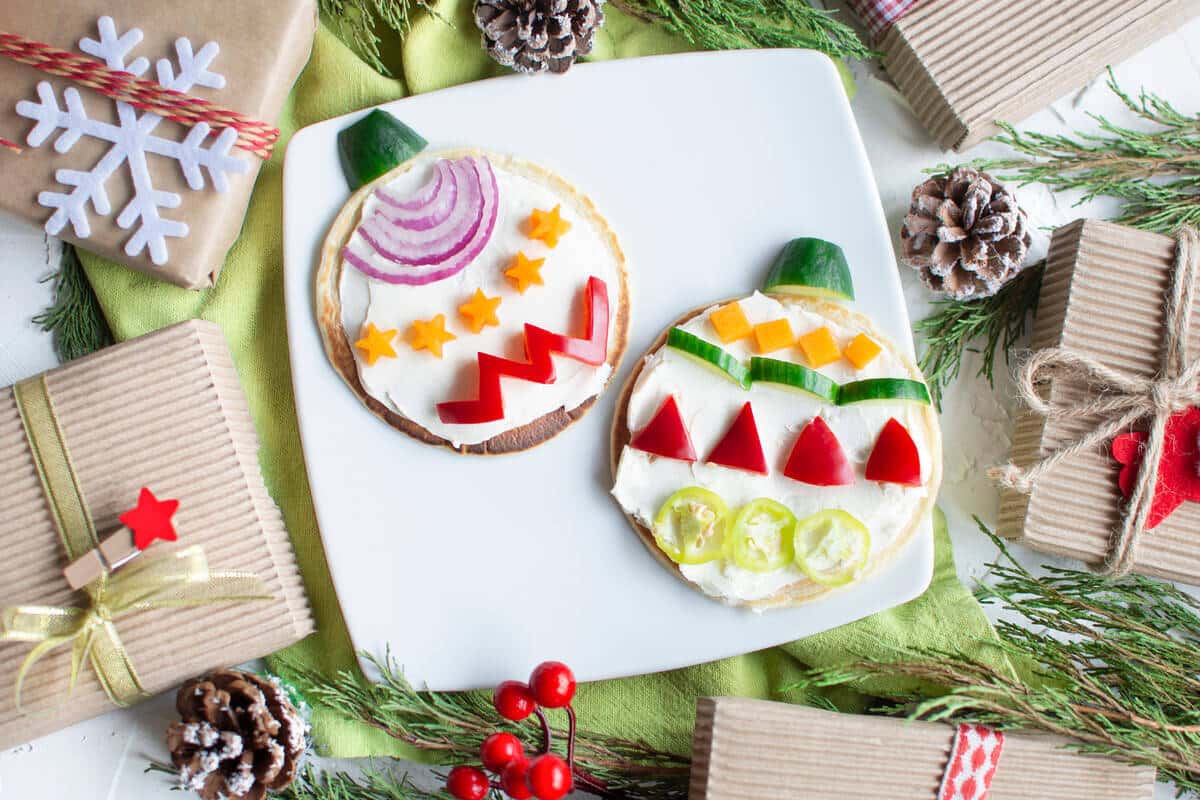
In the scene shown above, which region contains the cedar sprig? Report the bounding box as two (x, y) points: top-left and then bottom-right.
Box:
(784, 521), (1200, 792)
(318, 0), (443, 76)
(608, 0), (875, 62)
(915, 262), (1043, 408)
(277, 652), (691, 800)
(33, 242), (113, 362)
(914, 70), (1200, 400)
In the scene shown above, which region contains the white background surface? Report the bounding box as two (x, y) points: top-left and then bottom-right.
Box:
(0, 11), (1198, 798)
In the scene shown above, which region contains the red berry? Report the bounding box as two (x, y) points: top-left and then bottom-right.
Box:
(529, 661), (576, 708)
(494, 680), (536, 721)
(446, 765), (489, 800)
(500, 758), (534, 799)
(528, 754), (573, 800)
(480, 732), (525, 773)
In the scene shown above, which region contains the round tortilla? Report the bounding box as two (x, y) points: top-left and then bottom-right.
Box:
(317, 149), (631, 455)
(609, 295), (942, 609)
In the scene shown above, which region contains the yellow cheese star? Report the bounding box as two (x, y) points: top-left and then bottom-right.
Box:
(409, 314), (456, 358)
(355, 322), (397, 366)
(504, 251), (546, 294)
(459, 289), (502, 333)
(525, 204), (572, 248)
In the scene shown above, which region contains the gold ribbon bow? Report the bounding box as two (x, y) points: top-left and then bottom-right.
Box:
(991, 226), (1200, 576)
(0, 545), (271, 710)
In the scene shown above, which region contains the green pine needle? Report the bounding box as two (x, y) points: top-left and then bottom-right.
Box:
(783, 521), (1200, 792)
(914, 69), (1200, 400)
(609, 0), (875, 61)
(318, 0), (441, 76)
(32, 243), (113, 362)
(280, 766), (453, 800)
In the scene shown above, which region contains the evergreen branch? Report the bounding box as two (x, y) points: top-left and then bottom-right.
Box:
(280, 765), (454, 800)
(609, 0), (874, 61)
(783, 521), (1200, 792)
(914, 262), (1042, 408)
(913, 70), (1200, 399)
(32, 242), (113, 362)
(318, 0), (442, 76)
(277, 652), (691, 800)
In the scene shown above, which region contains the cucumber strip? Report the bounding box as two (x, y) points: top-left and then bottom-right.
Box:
(762, 238), (855, 301)
(667, 328), (751, 389)
(338, 109), (428, 190)
(749, 357), (839, 403)
(838, 378), (931, 406)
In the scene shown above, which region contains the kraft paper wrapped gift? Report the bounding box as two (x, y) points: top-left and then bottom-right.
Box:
(0, 320), (314, 748)
(997, 219), (1200, 582)
(0, 1), (317, 288)
(878, 0), (1200, 151)
(689, 697), (1156, 799)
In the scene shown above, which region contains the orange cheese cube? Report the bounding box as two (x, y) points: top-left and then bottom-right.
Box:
(844, 333), (882, 370)
(798, 326), (841, 368)
(709, 302), (752, 343)
(752, 318), (795, 354)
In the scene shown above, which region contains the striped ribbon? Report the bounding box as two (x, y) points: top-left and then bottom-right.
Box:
(0, 29), (278, 159)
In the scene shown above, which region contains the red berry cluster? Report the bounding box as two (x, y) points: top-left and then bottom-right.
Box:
(446, 661), (579, 800)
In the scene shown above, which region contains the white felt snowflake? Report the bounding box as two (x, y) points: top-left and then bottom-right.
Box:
(15, 16), (250, 266)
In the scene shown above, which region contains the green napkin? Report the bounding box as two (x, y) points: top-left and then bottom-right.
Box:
(79, 6), (999, 759)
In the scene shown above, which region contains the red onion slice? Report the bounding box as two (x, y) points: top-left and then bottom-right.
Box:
(343, 156), (500, 286)
(376, 161), (459, 231)
(376, 160), (446, 212)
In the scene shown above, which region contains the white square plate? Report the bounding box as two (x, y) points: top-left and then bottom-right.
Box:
(283, 49), (933, 690)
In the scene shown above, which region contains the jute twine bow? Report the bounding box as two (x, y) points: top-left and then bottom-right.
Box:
(990, 226), (1200, 577)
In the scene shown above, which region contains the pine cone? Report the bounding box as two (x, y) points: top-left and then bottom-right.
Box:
(900, 166), (1032, 300)
(475, 0), (605, 74)
(167, 670), (307, 800)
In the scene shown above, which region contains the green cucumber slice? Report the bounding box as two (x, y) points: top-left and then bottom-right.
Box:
(749, 357), (839, 403)
(338, 109), (428, 190)
(838, 378), (931, 406)
(762, 238), (855, 301)
(667, 328), (751, 389)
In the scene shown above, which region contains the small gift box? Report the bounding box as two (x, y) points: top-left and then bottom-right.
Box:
(997, 220), (1200, 581)
(0, 320), (313, 748)
(690, 697), (1155, 799)
(0, 1), (317, 288)
(858, 0), (1199, 150)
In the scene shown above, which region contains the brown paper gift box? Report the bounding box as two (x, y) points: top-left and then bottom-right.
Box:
(0, 1), (317, 289)
(0, 320), (314, 748)
(690, 697), (1156, 799)
(997, 219), (1200, 581)
(879, 0), (1200, 151)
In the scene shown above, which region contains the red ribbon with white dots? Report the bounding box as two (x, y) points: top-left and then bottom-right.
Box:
(938, 723), (1005, 800)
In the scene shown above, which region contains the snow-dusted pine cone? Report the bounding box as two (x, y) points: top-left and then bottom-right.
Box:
(475, 0), (605, 74)
(167, 670), (306, 800)
(900, 166), (1032, 300)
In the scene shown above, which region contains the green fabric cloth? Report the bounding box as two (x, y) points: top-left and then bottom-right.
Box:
(79, 5), (999, 760)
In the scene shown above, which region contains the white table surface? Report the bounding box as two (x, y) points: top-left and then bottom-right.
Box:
(1, 13), (1198, 798)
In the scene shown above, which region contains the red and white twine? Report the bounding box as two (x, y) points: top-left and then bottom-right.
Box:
(0, 29), (278, 159)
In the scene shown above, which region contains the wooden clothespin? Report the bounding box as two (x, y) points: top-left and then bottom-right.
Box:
(63, 487), (180, 590)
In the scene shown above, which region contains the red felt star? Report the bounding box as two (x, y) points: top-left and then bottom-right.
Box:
(1111, 406), (1200, 529)
(118, 487), (180, 550)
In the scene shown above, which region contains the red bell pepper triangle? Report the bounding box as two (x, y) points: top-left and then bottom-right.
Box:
(1111, 406), (1200, 529)
(630, 395), (697, 462)
(784, 416), (854, 486)
(865, 417), (922, 487)
(118, 487), (180, 551)
(437, 276), (610, 424)
(705, 402), (767, 474)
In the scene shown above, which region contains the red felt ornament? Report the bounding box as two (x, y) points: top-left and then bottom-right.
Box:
(118, 487), (180, 550)
(630, 395), (697, 462)
(865, 418), (922, 486)
(784, 416), (854, 486)
(705, 402), (768, 474)
(1111, 406), (1200, 529)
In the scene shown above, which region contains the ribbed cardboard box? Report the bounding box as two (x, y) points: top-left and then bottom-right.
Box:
(690, 697), (1156, 799)
(0, 1), (316, 288)
(997, 220), (1200, 581)
(880, 0), (1200, 151)
(0, 320), (313, 747)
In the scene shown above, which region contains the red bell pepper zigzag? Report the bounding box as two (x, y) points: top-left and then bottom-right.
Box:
(437, 276), (610, 424)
